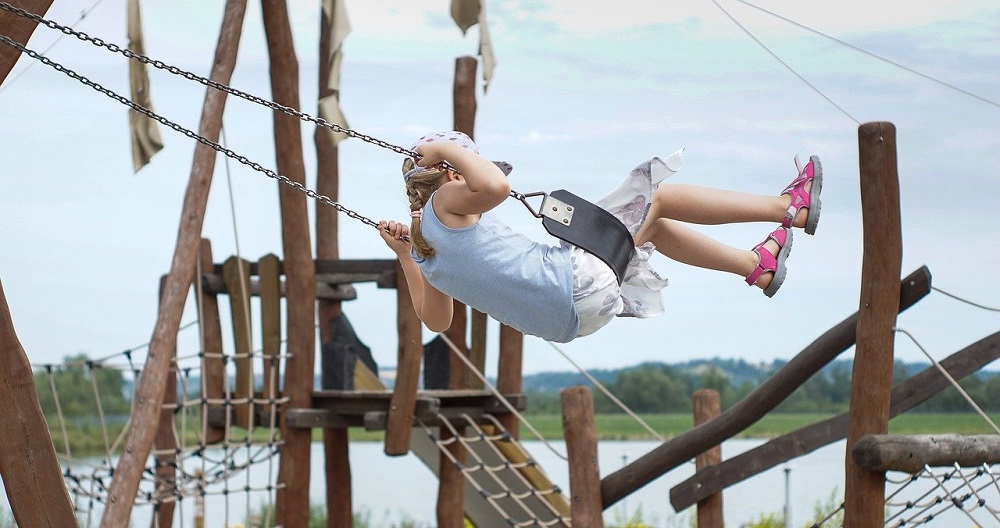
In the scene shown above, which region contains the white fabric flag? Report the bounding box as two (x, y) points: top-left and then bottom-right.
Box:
(127, 0), (163, 172)
(451, 0), (497, 92)
(319, 0), (351, 145)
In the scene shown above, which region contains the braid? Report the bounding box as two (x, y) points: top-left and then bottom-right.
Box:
(405, 168), (447, 258)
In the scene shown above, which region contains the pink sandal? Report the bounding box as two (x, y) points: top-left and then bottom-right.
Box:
(781, 155), (823, 235)
(745, 226), (793, 298)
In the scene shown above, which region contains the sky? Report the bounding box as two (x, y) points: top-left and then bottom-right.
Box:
(1, 0), (999, 379)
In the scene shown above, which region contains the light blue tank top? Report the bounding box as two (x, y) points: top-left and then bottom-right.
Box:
(412, 193), (580, 343)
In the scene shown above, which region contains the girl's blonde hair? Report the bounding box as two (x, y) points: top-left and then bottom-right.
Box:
(402, 158), (448, 258)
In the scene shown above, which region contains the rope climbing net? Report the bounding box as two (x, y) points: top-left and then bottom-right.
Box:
(33, 320), (289, 527)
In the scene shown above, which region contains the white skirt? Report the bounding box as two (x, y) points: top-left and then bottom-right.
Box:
(569, 150), (683, 335)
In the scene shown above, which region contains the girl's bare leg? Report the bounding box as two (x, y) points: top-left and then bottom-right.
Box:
(641, 183), (804, 226)
(638, 218), (779, 289)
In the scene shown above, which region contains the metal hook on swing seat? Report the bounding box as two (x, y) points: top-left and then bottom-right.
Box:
(514, 191), (575, 226)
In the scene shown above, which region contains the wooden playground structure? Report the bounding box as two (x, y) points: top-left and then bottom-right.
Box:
(3, 2), (1000, 527)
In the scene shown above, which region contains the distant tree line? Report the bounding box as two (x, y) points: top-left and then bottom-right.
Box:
(34, 353), (132, 422)
(524, 360), (1000, 414)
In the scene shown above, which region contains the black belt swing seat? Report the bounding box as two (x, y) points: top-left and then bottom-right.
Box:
(515, 188), (636, 286)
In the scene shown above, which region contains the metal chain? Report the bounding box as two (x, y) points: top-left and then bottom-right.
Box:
(0, 1), (541, 225)
(0, 32), (386, 231)
(0, 1), (417, 159)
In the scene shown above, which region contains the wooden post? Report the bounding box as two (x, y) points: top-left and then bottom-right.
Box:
(562, 386), (603, 528)
(385, 261), (423, 455)
(222, 256), (254, 429)
(0, 0), (53, 83)
(101, 2), (247, 524)
(314, 3), (351, 525)
(692, 390), (723, 528)
(432, 54), (481, 528)
(261, 2), (319, 527)
(198, 239), (227, 445)
(152, 277), (179, 528)
(0, 277), (76, 527)
(844, 122), (901, 527)
(258, 254), (282, 401)
(497, 324), (524, 438)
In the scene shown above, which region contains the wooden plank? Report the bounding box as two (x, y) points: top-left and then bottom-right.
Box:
(845, 122), (901, 528)
(152, 276), (178, 528)
(692, 390), (723, 528)
(485, 425), (572, 517)
(0, 0), (53, 84)
(385, 260), (424, 455)
(200, 273), (356, 300)
(101, 2), (248, 523)
(601, 266), (932, 509)
(497, 324), (524, 438)
(669, 330), (1000, 512)
(222, 256), (254, 429)
(0, 276), (76, 526)
(853, 434), (1000, 473)
(562, 386), (603, 528)
(198, 239), (226, 444)
(261, 1), (319, 526)
(258, 254), (281, 401)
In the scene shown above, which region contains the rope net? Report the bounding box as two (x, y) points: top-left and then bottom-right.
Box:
(33, 323), (289, 528)
(809, 461), (1000, 527)
(416, 413), (571, 528)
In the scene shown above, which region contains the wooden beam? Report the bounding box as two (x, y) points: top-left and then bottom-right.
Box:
(853, 434), (1000, 473)
(562, 386), (603, 528)
(692, 390), (723, 528)
(0, 0), (53, 84)
(198, 239), (227, 444)
(385, 261), (425, 455)
(222, 256), (254, 429)
(314, 0), (351, 522)
(101, 2), (248, 524)
(600, 266), (931, 509)
(260, 2), (319, 527)
(258, 254), (281, 401)
(152, 277), (178, 528)
(0, 276), (76, 526)
(497, 324), (524, 438)
(669, 329), (1000, 512)
(845, 122), (901, 528)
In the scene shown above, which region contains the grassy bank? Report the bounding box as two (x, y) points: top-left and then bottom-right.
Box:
(345, 412), (1000, 441)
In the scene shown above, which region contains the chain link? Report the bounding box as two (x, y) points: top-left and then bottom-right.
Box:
(0, 1), (534, 234)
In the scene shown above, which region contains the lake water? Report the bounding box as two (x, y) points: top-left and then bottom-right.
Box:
(0, 439), (992, 527)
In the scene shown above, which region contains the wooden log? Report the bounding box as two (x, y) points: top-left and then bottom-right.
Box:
(0, 277), (76, 527)
(261, 1), (319, 526)
(497, 324), (524, 438)
(385, 260), (423, 455)
(152, 277), (178, 528)
(692, 390), (723, 528)
(315, 1), (351, 522)
(198, 239), (227, 444)
(845, 122), (901, 528)
(601, 266), (931, 509)
(562, 386), (603, 528)
(670, 329), (1000, 511)
(0, 0), (53, 83)
(258, 254), (281, 401)
(101, 2), (248, 523)
(853, 434), (1000, 473)
(222, 256), (254, 429)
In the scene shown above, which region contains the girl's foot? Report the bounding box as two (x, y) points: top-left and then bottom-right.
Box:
(745, 226), (793, 297)
(781, 155), (823, 235)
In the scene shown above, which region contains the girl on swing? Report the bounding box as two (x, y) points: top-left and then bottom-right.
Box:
(380, 131), (821, 343)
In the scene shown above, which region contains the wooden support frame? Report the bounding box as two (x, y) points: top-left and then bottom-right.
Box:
(671, 328), (1000, 511)
(853, 434), (1000, 473)
(152, 277), (179, 528)
(0, 0), (53, 83)
(0, 276), (76, 527)
(222, 256), (254, 428)
(562, 386), (603, 528)
(601, 266), (931, 509)
(692, 389), (723, 528)
(198, 239), (227, 445)
(845, 122), (901, 527)
(101, 2), (248, 524)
